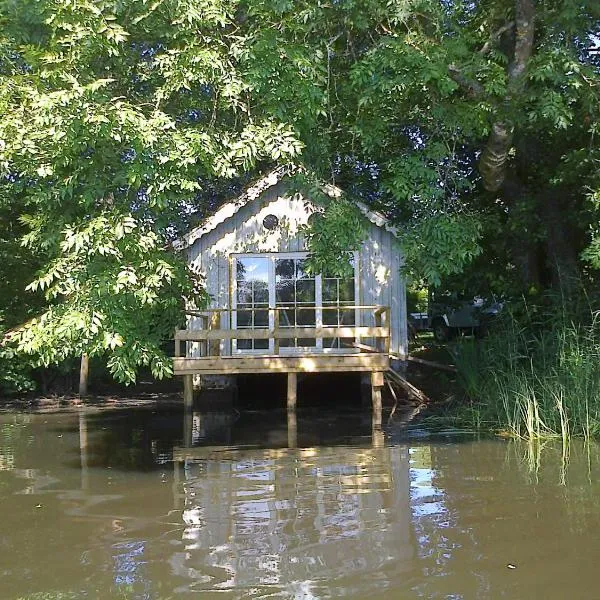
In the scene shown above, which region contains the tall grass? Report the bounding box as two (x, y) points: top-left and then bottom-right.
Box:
(452, 297), (600, 440)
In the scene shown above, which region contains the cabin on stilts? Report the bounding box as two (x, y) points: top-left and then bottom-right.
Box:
(172, 167), (408, 423)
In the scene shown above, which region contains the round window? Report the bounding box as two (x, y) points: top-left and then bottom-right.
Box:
(263, 214), (279, 231)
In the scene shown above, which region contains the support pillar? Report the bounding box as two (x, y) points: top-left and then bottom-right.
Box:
(183, 374), (194, 411)
(371, 371), (384, 428)
(287, 372), (297, 411)
(183, 408), (193, 448)
(287, 409), (297, 449)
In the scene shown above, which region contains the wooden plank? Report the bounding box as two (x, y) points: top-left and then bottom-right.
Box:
(407, 355), (457, 373)
(175, 326), (389, 341)
(186, 305), (387, 314)
(173, 353), (389, 375)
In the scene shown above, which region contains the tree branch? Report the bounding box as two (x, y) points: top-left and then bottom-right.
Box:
(479, 21), (515, 56)
(448, 64), (484, 98)
(480, 0), (535, 191)
(508, 0), (535, 89)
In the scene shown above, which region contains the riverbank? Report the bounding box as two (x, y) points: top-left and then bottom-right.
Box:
(0, 392), (183, 413)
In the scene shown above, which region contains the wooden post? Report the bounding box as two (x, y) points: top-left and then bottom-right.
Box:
(287, 372), (297, 411)
(273, 307), (280, 354)
(287, 409), (297, 449)
(183, 374), (194, 411)
(371, 371), (384, 427)
(79, 353), (89, 397)
(183, 405), (193, 448)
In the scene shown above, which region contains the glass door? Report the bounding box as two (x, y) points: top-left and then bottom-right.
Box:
(232, 256), (271, 352)
(232, 252), (358, 354)
(275, 257), (317, 350)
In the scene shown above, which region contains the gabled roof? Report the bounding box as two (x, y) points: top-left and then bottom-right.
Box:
(175, 165), (398, 250)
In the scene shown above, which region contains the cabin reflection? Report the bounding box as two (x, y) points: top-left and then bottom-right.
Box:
(171, 411), (414, 590)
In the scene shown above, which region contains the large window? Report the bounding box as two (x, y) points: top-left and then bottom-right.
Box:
(234, 256), (269, 350)
(232, 253), (357, 353)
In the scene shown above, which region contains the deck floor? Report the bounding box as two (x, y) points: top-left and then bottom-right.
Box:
(173, 352), (389, 375)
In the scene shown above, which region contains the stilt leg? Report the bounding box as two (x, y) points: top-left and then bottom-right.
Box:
(183, 406), (193, 448)
(183, 374), (194, 411)
(287, 409), (298, 449)
(287, 372), (297, 411)
(371, 371), (384, 428)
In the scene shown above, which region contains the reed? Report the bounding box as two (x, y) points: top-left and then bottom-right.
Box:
(452, 297), (600, 440)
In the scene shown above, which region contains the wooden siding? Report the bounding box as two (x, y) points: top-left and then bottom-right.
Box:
(186, 180), (407, 357)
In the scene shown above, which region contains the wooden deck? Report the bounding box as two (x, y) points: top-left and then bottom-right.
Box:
(173, 353), (389, 375)
(173, 305), (391, 423)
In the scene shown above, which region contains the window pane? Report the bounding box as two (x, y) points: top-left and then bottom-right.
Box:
(297, 308), (315, 327)
(237, 282), (252, 304)
(323, 308), (339, 326)
(297, 338), (316, 347)
(237, 339), (252, 350)
(279, 309), (295, 327)
(254, 309), (269, 328)
(339, 279), (355, 303)
(254, 280), (268, 303)
(237, 308), (252, 328)
(323, 279), (338, 303)
(254, 339), (269, 350)
(275, 259), (295, 280)
(296, 280), (315, 303)
(237, 257), (268, 282)
(276, 280), (294, 303)
(296, 260), (312, 280)
(340, 309), (355, 325)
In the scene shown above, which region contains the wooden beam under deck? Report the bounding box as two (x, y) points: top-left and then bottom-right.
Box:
(173, 353), (389, 375)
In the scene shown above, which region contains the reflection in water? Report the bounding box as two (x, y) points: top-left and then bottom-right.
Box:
(1, 407), (600, 600)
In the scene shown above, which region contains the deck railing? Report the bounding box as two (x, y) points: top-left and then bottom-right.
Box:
(174, 305), (390, 358)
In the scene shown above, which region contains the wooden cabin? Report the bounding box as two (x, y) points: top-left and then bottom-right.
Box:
(173, 168), (407, 420)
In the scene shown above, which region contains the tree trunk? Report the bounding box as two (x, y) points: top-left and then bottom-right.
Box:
(79, 353), (89, 397)
(540, 192), (580, 293)
(503, 172), (542, 291)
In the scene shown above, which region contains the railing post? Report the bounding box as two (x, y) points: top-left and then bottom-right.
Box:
(273, 307), (280, 355)
(374, 308), (382, 352)
(384, 307), (391, 354)
(208, 311), (220, 357)
(174, 330), (180, 358)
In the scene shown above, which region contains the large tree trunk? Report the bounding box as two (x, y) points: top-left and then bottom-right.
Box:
(540, 192), (580, 293)
(503, 173), (542, 290)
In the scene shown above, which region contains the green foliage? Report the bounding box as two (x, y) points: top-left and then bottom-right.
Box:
(402, 214), (483, 286)
(291, 174), (367, 277)
(0, 0), (599, 391)
(453, 296), (600, 439)
(7, 213), (204, 383)
(0, 0), (306, 389)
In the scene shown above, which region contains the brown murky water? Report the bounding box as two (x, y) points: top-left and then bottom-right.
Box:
(1, 405), (600, 600)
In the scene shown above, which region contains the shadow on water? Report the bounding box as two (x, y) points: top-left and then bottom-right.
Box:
(1, 395), (600, 600)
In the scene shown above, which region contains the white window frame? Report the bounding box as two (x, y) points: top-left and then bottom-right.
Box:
(231, 251), (359, 354)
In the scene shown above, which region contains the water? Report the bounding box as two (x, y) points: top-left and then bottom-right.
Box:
(1, 405), (600, 599)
